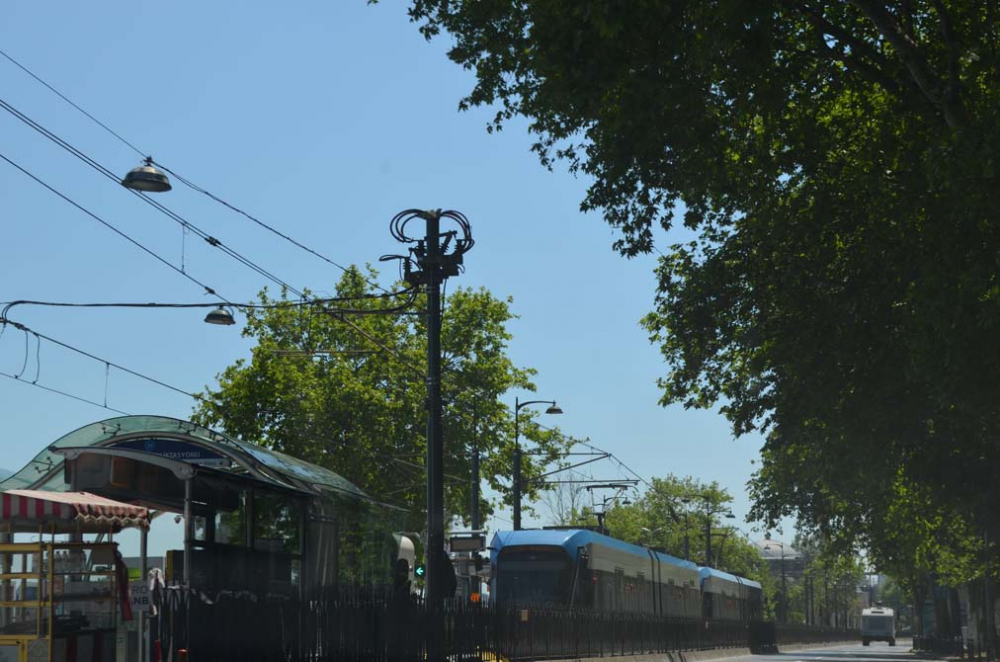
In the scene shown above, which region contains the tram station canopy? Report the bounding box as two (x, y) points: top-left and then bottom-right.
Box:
(0, 415), (371, 503)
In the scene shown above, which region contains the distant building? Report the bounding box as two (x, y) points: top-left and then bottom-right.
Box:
(753, 538), (806, 579)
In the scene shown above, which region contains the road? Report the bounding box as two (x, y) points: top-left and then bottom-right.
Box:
(723, 641), (920, 662)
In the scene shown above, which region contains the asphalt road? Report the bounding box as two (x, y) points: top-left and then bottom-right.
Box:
(725, 641), (921, 662)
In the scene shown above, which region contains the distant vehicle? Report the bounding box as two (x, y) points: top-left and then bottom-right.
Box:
(861, 606), (896, 646)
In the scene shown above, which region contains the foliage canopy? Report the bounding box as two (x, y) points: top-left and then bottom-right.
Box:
(406, 0), (1000, 583)
(193, 268), (570, 533)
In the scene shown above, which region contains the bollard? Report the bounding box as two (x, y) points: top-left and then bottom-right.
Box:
(177, 649), (188, 662)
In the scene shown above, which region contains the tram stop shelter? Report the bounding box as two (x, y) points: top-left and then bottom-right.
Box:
(0, 415), (404, 595)
(0, 489), (150, 662)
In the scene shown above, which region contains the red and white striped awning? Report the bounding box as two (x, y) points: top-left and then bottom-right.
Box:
(1, 490), (150, 532)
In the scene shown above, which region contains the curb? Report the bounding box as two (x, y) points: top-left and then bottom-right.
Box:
(568, 640), (861, 662)
(777, 641), (858, 653)
(571, 647), (752, 662)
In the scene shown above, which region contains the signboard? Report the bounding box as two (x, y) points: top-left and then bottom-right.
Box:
(449, 535), (485, 553)
(129, 580), (152, 613)
(112, 438), (231, 468)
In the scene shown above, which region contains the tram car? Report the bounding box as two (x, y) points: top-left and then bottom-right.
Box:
(490, 529), (762, 622)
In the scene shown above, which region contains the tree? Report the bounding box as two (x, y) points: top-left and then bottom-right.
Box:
(791, 530), (867, 627)
(403, 1), (1000, 575)
(542, 473), (588, 527)
(596, 475), (771, 583)
(192, 267), (570, 533)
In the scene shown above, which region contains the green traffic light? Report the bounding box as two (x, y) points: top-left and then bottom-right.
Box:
(415, 564), (426, 577)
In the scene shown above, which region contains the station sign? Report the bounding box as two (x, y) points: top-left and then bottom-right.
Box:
(449, 534), (485, 552)
(111, 438), (231, 468)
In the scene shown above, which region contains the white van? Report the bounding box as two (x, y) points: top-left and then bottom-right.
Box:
(861, 606), (896, 646)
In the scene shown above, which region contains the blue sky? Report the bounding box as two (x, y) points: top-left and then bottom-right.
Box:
(0, 2), (790, 552)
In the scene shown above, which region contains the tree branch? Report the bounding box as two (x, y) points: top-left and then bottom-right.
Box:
(849, 0), (968, 129)
(798, 2), (894, 71)
(930, 0), (962, 106)
(900, 0), (916, 39)
(795, 3), (929, 112)
(798, 9), (902, 95)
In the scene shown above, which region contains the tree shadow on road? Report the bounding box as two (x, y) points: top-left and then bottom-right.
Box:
(774, 643), (935, 662)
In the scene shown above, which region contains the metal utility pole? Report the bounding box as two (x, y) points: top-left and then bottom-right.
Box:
(684, 512), (691, 561)
(471, 444), (480, 531)
(705, 514), (712, 568)
(391, 209), (473, 660)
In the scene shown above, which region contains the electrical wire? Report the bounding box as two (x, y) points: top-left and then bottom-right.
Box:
(155, 163), (394, 296)
(0, 293), (425, 378)
(1, 286), (419, 320)
(0, 48), (146, 158)
(0, 47), (391, 294)
(536, 422), (652, 488)
(1, 98), (422, 340)
(0, 319), (207, 403)
(0, 369), (131, 416)
(0, 96), (303, 297)
(0, 150), (230, 302)
(1, 104), (424, 382)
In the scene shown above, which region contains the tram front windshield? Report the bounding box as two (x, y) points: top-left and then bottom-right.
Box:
(495, 548), (572, 605)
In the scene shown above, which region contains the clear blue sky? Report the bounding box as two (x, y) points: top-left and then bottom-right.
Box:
(0, 2), (791, 548)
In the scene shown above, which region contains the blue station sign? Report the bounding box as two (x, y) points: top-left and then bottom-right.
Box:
(111, 438), (231, 468)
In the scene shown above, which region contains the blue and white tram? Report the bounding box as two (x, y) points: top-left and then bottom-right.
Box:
(490, 529), (762, 623)
(699, 567), (764, 622)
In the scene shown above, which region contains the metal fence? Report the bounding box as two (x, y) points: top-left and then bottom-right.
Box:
(151, 587), (856, 662)
(913, 634), (998, 661)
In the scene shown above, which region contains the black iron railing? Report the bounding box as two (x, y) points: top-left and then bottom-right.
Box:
(151, 587), (858, 662)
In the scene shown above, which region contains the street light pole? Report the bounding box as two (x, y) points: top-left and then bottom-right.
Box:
(682, 494), (734, 566)
(764, 541), (789, 624)
(512, 397), (562, 530)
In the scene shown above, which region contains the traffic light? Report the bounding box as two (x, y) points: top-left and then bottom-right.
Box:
(414, 563), (426, 578)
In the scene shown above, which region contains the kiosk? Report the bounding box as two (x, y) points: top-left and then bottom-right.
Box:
(0, 490), (149, 662)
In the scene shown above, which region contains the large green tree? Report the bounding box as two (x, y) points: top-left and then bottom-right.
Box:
(193, 267), (569, 533)
(403, 0), (1000, 574)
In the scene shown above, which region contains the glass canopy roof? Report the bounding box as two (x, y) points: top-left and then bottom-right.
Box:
(0, 415), (371, 502)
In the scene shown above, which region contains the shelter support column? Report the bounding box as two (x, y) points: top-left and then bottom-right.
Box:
(0, 530), (8, 628)
(140, 523), (149, 662)
(184, 479), (192, 585)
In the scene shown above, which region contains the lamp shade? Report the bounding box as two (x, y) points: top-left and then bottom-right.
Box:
(204, 306), (236, 326)
(545, 403), (563, 415)
(121, 160), (171, 192)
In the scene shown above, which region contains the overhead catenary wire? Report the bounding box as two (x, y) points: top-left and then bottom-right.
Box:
(0, 369), (130, 416)
(156, 164), (394, 296)
(536, 421), (652, 489)
(1, 99), (424, 370)
(0, 47), (146, 158)
(0, 47), (390, 294)
(0, 96), (303, 298)
(0, 285), (420, 320)
(0, 150), (231, 303)
(0, 319), (208, 403)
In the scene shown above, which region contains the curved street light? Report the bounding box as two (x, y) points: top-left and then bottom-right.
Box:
(512, 396), (563, 530)
(121, 157), (172, 193)
(204, 305), (236, 326)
